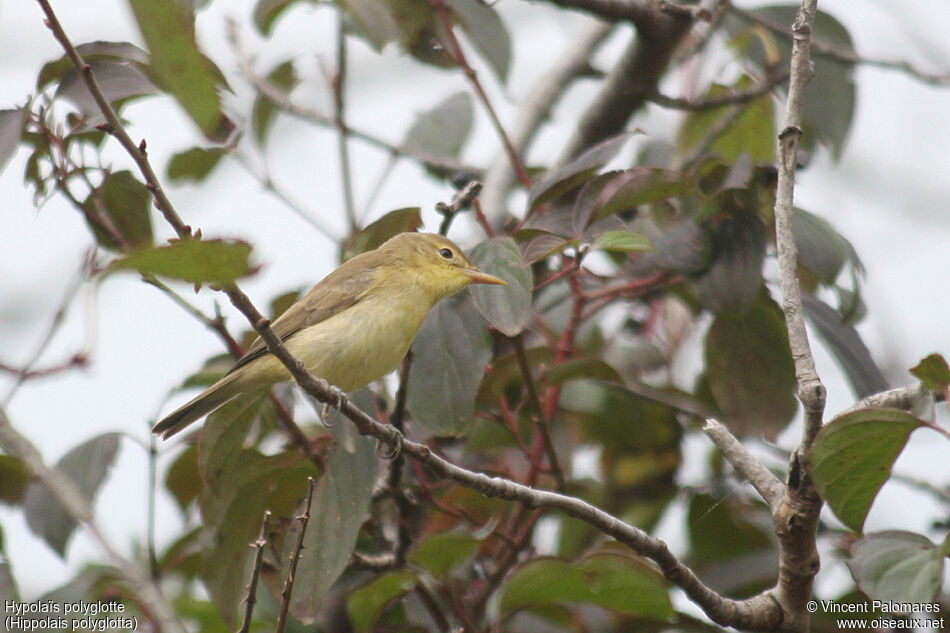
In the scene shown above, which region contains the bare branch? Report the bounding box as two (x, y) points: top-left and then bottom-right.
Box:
(836, 382), (931, 417)
(0, 407), (185, 633)
(542, 0), (657, 27)
(276, 477), (316, 633)
(704, 419), (785, 511)
(238, 510), (272, 633)
(646, 69), (789, 111)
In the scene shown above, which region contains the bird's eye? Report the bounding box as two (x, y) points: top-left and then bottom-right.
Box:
(439, 248), (453, 259)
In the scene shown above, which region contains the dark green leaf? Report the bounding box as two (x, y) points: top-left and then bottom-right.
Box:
(383, 0), (455, 67)
(24, 433), (121, 557)
(38, 41), (150, 90)
(83, 170), (154, 251)
(286, 435), (378, 623)
(810, 409), (928, 532)
(546, 358), (621, 385)
(500, 553), (672, 620)
(592, 230), (655, 253)
(687, 493), (776, 595)
(792, 207), (854, 284)
(802, 294), (888, 398)
(910, 354), (950, 392)
(704, 298), (797, 438)
(347, 570), (418, 632)
(343, 208), (422, 261)
(402, 92), (473, 159)
(407, 294), (492, 436)
(477, 345), (553, 402)
(251, 61), (297, 145)
(694, 205), (767, 312)
(0, 109), (25, 176)
(106, 238), (255, 283)
(446, 0), (511, 82)
(167, 147), (226, 183)
(128, 0), (233, 140)
(848, 531), (945, 603)
(0, 455), (32, 505)
(630, 220), (713, 276)
(469, 237), (532, 336)
(528, 132), (638, 212)
(409, 532), (481, 580)
(56, 61), (158, 115)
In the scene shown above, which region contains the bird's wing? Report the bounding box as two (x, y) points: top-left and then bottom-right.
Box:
(227, 261), (381, 373)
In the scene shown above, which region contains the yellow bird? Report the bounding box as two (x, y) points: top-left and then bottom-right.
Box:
(153, 232), (506, 438)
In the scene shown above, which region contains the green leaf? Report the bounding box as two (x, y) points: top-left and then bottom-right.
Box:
(500, 553), (672, 620)
(848, 531), (945, 603)
(528, 132), (638, 212)
(340, 0), (399, 52)
(587, 168), (693, 225)
(0, 109), (26, 176)
(802, 294), (888, 398)
(0, 455), (32, 505)
(164, 445), (201, 512)
(83, 170), (155, 252)
(24, 433), (121, 557)
(910, 354), (950, 392)
(251, 61), (297, 145)
(469, 237), (532, 336)
(106, 238), (255, 284)
(127, 0), (233, 140)
(402, 91), (474, 160)
(676, 78), (775, 164)
(810, 409), (929, 532)
(546, 358), (622, 385)
(383, 0), (455, 67)
(694, 203), (767, 312)
(754, 6), (856, 159)
(167, 147), (226, 183)
(407, 294), (492, 436)
(198, 392), (269, 494)
(409, 532), (481, 580)
(286, 434), (378, 623)
(446, 0), (511, 82)
(342, 208), (423, 261)
(792, 207), (855, 284)
(347, 570), (418, 633)
(200, 455), (316, 626)
(704, 297), (797, 438)
(592, 230), (655, 253)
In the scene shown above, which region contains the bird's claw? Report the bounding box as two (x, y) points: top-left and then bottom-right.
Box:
(376, 432), (402, 460)
(320, 385), (347, 427)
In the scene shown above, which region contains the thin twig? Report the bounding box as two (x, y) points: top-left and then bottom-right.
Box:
(332, 15), (357, 232)
(428, 0), (532, 190)
(436, 180), (483, 235)
(276, 477), (316, 633)
(646, 69), (789, 111)
(513, 335), (565, 488)
(37, 0), (190, 237)
(238, 510), (272, 633)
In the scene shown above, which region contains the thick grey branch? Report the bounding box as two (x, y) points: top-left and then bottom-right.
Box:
(836, 382), (929, 417)
(704, 419), (785, 512)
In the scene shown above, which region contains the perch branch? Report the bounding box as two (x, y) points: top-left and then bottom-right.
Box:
(703, 419), (785, 512)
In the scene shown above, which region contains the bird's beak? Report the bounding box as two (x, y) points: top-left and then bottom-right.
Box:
(463, 267), (507, 286)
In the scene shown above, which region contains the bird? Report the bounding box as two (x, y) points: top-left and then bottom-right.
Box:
(152, 232), (506, 439)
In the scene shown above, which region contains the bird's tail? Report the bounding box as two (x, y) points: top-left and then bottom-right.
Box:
(152, 373), (242, 439)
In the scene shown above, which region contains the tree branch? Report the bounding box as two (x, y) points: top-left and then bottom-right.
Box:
(703, 419), (785, 512)
(646, 69), (789, 111)
(769, 2), (824, 631)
